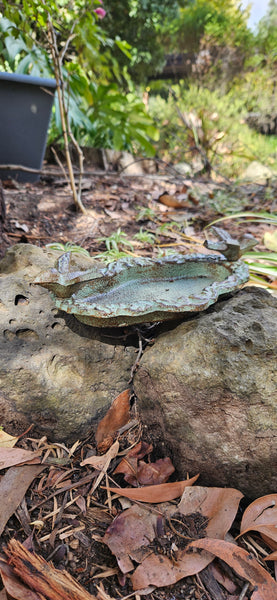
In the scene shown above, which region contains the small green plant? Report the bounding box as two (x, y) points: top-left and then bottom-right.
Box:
(97, 228), (134, 252)
(136, 206), (157, 222)
(156, 221), (184, 235)
(46, 242), (90, 257)
(134, 227), (156, 245)
(94, 249), (133, 263)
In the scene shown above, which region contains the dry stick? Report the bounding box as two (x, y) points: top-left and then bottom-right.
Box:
(51, 146), (69, 183)
(46, 15), (86, 214)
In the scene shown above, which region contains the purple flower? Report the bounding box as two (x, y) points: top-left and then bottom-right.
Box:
(94, 6), (106, 18)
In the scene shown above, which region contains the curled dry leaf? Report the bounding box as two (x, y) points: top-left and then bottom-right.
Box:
(190, 538), (277, 600)
(179, 486), (244, 540)
(158, 192), (189, 209)
(95, 389), (130, 450)
(114, 442), (175, 486)
(106, 474), (199, 503)
(81, 440), (119, 496)
(239, 494), (277, 549)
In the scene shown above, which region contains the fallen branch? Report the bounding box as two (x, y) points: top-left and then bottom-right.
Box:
(0, 539), (97, 600)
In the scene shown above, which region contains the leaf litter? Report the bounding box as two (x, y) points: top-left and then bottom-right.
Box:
(1, 393), (277, 600)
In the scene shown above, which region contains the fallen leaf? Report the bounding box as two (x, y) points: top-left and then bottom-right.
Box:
(131, 486), (243, 591)
(81, 440), (119, 496)
(239, 494), (277, 548)
(0, 429), (19, 448)
(264, 550), (277, 561)
(95, 389), (130, 449)
(103, 504), (157, 574)
(0, 447), (41, 470)
(190, 538), (277, 600)
(179, 486), (243, 540)
(114, 442), (174, 486)
(80, 440), (119, 469)
(0, 465), (45, 536)
(131, 546), (212, 590)
(106, 474), (199, 503)
(158, 192), (189, 208)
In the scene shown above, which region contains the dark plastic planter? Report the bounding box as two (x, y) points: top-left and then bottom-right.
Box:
(0, 72), (56, 182)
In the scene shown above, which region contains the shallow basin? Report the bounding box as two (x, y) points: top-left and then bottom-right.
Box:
(34, 252), (249, 327)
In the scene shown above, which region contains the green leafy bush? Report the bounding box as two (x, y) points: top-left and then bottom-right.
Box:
(0, 1), (158, 156)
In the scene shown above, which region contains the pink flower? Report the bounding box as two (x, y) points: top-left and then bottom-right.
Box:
(94, 6), (106, 18)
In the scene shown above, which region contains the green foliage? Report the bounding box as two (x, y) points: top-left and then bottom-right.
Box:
(101, 0), (182, 84)
(134, 228), (156, 245)
(84, 84), (158, 153)
(148, 83), (277, 178)
(168, 0), (251, 53)
(97, 228), (134, 252)
(0, 0), (158, 156)
(45, 242), (91, 256)
(136, 207), (157, 222)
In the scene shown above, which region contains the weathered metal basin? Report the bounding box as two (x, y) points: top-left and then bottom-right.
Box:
(34, 250), (249, 327)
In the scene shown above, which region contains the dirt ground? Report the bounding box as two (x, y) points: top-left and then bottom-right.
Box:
(1, 163), (275, 261)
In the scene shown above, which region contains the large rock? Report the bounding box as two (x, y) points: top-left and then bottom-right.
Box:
(0, 244), (137, 442)
(134, 288), (277, 497)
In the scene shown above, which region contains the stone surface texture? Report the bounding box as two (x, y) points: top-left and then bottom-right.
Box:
(134, 288), (277, 497)
(0, 244), (136, 442)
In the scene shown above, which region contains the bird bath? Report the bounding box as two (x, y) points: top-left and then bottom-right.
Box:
(34, 230), (254, 327)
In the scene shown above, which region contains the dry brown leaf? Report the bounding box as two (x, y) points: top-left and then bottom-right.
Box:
(0, 465), (45, 536)
(103, 504), (157, 574)
(95, 389), (130, 449)
(190, 538), (277, 600)
(131, 486), (242, 590)
(158, 192), (189, 208)
(80, 440), (119, 469)
(0, 447), (41, 470)
(0, 429), (19, 448)
(179, 486), (243, 540)
(240, 495), (277, 531)
(239, 494), (277, 548)
(107, 475), (199, 503)
(264, 550), (277, 561)
(131, 549), (212, 591)
(81, 440), (119, 496)
(114, 443), (175, 486)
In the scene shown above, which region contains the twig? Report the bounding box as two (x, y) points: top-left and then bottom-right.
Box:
(44, 5), (86, 213)
(238, 582), (250, 600)
(51, 146), (69, 182)
(0, 164), (40, 173)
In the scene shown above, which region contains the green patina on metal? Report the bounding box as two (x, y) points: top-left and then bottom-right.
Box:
(34, 230), (254, 327)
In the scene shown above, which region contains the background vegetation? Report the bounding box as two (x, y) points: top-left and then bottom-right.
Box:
(0, 0), (276, 178)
